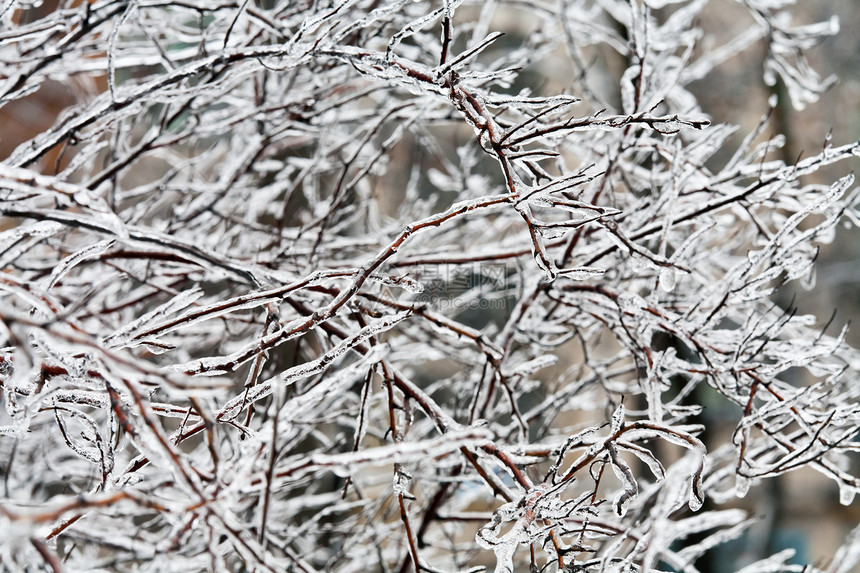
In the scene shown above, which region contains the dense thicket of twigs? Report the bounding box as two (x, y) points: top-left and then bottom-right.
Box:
(1, 1), (859, 572)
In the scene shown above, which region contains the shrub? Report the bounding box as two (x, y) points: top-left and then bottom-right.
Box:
(1, 1), (859, 572)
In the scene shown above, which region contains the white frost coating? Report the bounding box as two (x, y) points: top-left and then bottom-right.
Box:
(558, 266), (605, 280)
(1, 2), (858, 571)
(0, 222), (64, 270)
(490, 523), (527, 573)
(658, 266), (676, 292)
(0, 220), (63, 244)
(284, 427), (493, 478)
(103, 287), (204, 349)
(644, 0), (687, 7)
(735, 473), (751, 498)
(486, 94), (580, 108)
(610, 403), (625, 434)
(829, 524), (860, 573)
(607, 441), (638, 517)
(618, 442), (665, 481)
(838, 483), (857, 506)
(215, 329), (395, 423)
(392, 468), (412, 496)
(44, 239), (115, 290)
(674, 511), (752, 566)
(617, 291), (647, 317)
(537, 226), (567, 240)
(276, 342), (392, 416)
(734, 549), (798, 573)
(476, 500), (531, 573)
(0, 424), (28, 438)
(369, 273), (424, 293)
(689, 466), (705, 511)
(624, 424), (706, 510)
(507, 354), (558, 377)
(281, 312), (407, 384)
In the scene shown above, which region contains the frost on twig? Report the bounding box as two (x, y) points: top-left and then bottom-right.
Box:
(0, 1), (859, 572)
